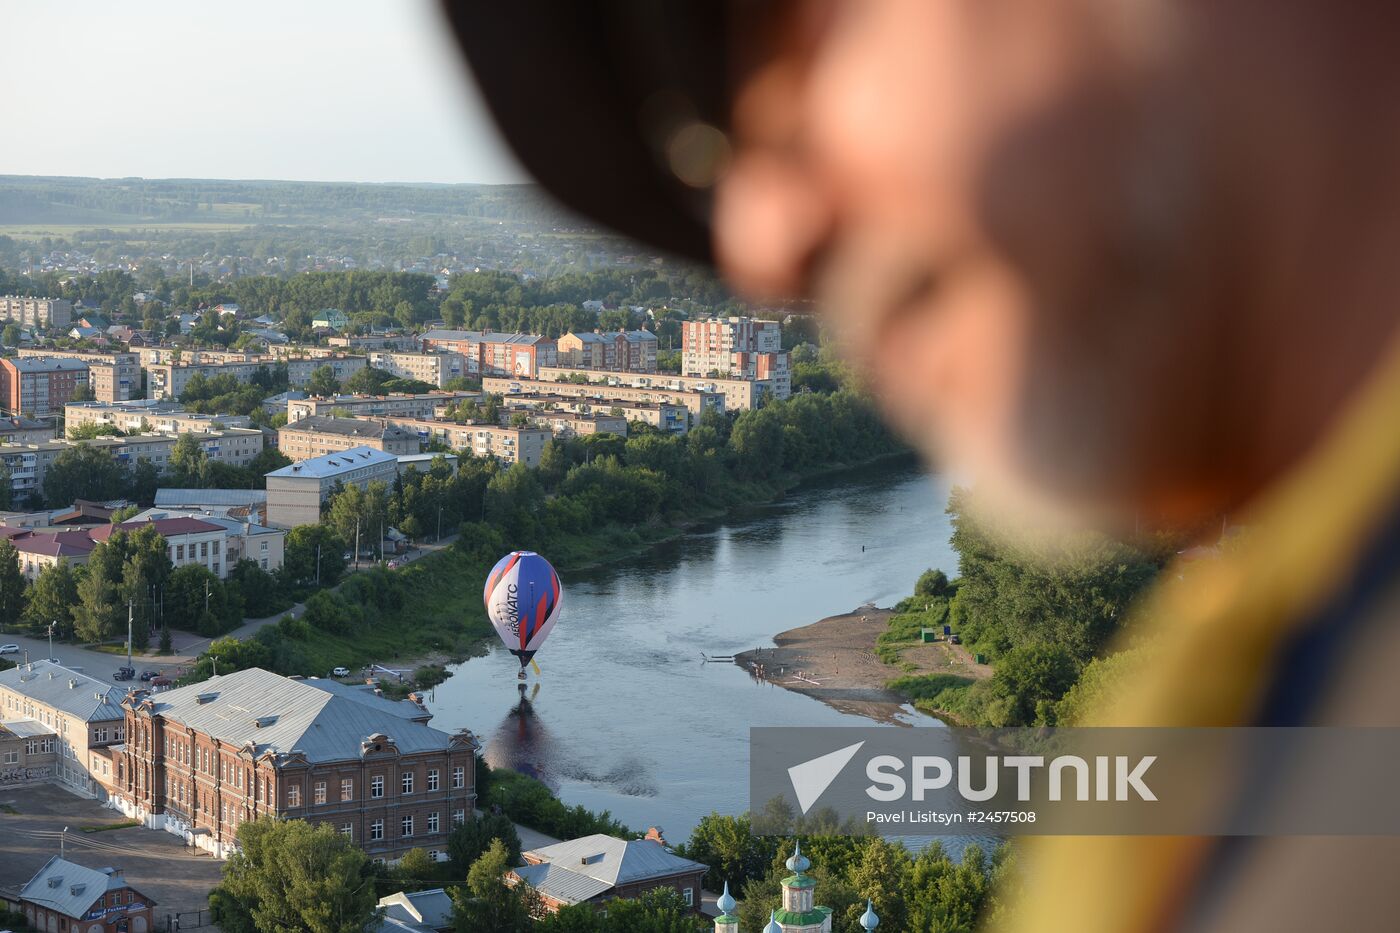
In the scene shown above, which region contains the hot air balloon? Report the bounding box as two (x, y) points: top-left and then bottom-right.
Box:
(483, 551), (563, 675)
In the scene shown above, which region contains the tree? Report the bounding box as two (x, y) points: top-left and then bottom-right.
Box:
(73, 538), (124, 644)
(345, 367), (393, 396)
(2, 324), (20, 347)
(228, 558), (282, 618)
(170, 432), (208, 484)
(23, 562), (78, 638)
(307, 365), (340, 397)
(447, 812), (520, 877)
(327, 481), (390, 559)
(0, 539), (25, 630)
(280, 524), (348, 590)
(678, 813), (775, 893)
(165, 564), (236, 636)
(42, 445), (129, 507)
(129, 457), (160, 504)
(451, 838), (539, 933)
(209, 819), (379, 933)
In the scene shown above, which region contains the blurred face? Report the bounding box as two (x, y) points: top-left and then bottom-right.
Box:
(714, 0), (1235, 528)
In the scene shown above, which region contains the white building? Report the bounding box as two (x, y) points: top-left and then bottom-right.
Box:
(264, 445), (399, 528)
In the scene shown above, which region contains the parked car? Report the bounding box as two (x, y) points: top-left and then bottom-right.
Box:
(949, 634), (963, 645)
(0, 643), (19, 655)
(113, 667), (136, 681)
(332, 666), (351, 677)
(139, 670), (160, 682)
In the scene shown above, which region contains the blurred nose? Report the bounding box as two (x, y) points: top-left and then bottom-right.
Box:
(713, 151), (833, 300)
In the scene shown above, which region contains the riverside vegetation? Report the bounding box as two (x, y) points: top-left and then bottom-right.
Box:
(881, 488), (1178, 726)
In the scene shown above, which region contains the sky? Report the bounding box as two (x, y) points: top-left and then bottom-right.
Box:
(0, 0), (529, 184)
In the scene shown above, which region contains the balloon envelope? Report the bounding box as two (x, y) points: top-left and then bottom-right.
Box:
(483, 551), (563, 666)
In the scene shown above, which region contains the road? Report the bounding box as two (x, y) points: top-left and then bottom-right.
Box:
(0, 533), (461, 682)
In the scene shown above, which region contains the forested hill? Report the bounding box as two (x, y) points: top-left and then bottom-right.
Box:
(0, 175), (577, 229)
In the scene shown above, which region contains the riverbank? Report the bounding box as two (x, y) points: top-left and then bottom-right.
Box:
(736, 604), (990, 724)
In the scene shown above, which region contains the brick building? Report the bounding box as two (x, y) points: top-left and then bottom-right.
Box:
(277, 416), (421, 461)
(18, 858), (156, 933)
(0, 357), (90, 417)
(18, 349), (140, 403)
(681, 317), (791, 400)
(557, 330), (659, 373)
(417, 330), (557, 378)
(508, 833), (708, 915)
(112, 668), (480, 861)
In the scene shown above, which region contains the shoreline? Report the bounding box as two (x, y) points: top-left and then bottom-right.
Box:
(735, 605), (991, 725)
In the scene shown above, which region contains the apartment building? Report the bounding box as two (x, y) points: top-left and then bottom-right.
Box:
(509, 410), (629, 438)
(0, 357), (90, 417)
(144, 356), (367, 400)
(484, 375), (724, 421)
(278, 416), (421, 461)
(0, 429), (264, 504)
(327, 333), (417, 351)
(264, 446), (400, 528)
(65, 401), (253, 435)
(681, 317), (791, 400)
(557, 330), (659, 373)
(284, 355), (368, 386)
(367, 351), (468, 388)
(377, 417), (549, 467)
(18, 349), (140, 402)
(0, 296), (73, 329)
(496, 393), (676, 434)
(113, 668), (480, 860)
(0, 660), (127, 799)
(0, 416), (55, 445)
(537, 367), (758, 411)
(417, 330), (557, 378)
(287, 391), (479, 423)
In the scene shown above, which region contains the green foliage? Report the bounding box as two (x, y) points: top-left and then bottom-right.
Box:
(279, 524), (348, 591)
(676, 812), (777, 893)
(0, 538), (25, 630)
(209, 819), (380, 933)
(43, 444), (129, 507)
(452, 838), (540, 933)
(1054, 645), (1152, 726)
(307, 364), (340, 396)
(446, 811), (520, 878)
(165, 563), (242, 637)
(22, 562), (78, 638)
(67, 422), (124, 440)
(484, 767), (631, 841)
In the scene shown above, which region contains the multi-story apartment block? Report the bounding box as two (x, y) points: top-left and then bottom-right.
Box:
(417, 330), (557, 378)
(0, 416), (55, 445)
(0, 357), (90, 417)
(284, 355), (369, 387)
(495, 392), (679, 434)
(0, 660), (127, 800)
(681, 317), (791, 400)
(65, 401), (252, 435)
(376, 417), (549, 467)
(143, 356), (368, 400)
(537, 367), (759, 411)
(0, 296), (73, 329)
(327, 333), (417, 351)
(367, 351), (468, 388)
(18, 349), (140, 403)
(484, 375), (724, 421)
(557, 330), (659, 373)
(112, 668), (480, 860)
(507, 409), (629, 438)
(264, 446), (400, 528)
(277, 416), (421, 461)
(286, 391), (479, 423)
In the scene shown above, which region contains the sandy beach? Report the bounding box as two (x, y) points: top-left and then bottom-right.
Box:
(734, 605), (990, 724)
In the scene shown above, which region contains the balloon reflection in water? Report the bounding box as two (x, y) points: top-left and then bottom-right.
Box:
(482, 682), (559, 791)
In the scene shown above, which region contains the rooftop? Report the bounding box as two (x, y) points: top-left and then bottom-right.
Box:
(420, 329), (550, 346)
(19, 857), (148, 920)
(281, 416), (418, 442)
(515, 834), (707, 905)
(155, 488), (267, 508)
(265, 445), (399, 480)
(4, 357), (89, 373)
(126, 667), (469, 764)
(0, 660), (126, 722)
(89, 515), (225, 542)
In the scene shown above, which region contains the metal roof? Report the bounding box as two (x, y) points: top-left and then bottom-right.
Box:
(155, 488), (267, 508)
(0, 718), (57, 738)
(0, 661), (126, 722)
(132, 668), (456, 763)
(4, 357), (89, 373)
(521, 835), (707, 888)
(512, 863), (613, 905)
(265, 445), (398, 480)
(378, 888), (454, 930)
(420, 329), (549, 346)
(19, 857), (147, 920)
(283, 416), (417, 441)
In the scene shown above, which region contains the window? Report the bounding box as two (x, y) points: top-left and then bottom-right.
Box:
(452, 809), (465, 827)
(371, 775), (384, 799)
(427, 812), (439, 834)
(313, 781), (326, 805)
(428, 850), (440, 862)
(401, 815), (414, 837)
(3, 750), (16, 764)
(200, 542), (208, 558)
(370, 819), (384, 841)
(286, 784), (301, 807)
(427, 769), (439, 792)
(177, 544), (185, 560)
(341, 778), (354, 801)
(683, 888), (694, 907)
(401, 772), (414, 795)
(340, 823), (353, 839)
(452, 766), (464, 789)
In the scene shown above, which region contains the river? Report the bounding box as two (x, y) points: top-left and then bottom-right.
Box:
(429, 459), (958, 839)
